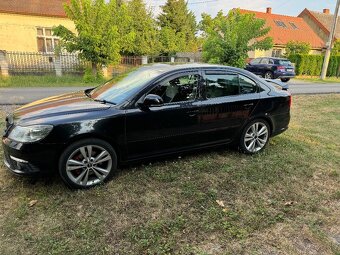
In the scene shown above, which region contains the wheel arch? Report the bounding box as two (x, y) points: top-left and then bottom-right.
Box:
(57, 133), (123, 165)
(241, 115), (274, 137)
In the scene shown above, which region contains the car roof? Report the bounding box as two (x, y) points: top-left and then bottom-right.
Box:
(255, 57), (289, 61)
(136, 63), (245, 74)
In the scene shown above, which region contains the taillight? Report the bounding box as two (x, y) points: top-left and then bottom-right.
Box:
(288, 95), (292, 108)
(277, 66), (286, 72)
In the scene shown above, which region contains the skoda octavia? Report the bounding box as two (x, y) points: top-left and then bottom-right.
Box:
(2, 64), (291, 188)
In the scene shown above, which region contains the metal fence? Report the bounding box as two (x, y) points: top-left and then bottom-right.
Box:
(0, 51), (200, 77)
(6, 51), (87, 75)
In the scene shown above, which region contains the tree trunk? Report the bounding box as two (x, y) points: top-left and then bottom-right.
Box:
(91, 62), (97, 77)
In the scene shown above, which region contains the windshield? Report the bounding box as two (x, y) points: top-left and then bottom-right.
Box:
(90, 68), (163, 104)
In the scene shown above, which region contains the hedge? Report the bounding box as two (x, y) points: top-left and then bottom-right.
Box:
(288, 54), (340, 76)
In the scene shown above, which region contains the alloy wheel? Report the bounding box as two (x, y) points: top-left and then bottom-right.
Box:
(65, 145), (112, 187)
(264, 72), (273, 79)
(244, 122), (269, 153)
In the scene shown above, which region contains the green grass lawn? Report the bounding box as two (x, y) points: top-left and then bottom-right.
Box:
(0, 75), (107, 87)
(0, 95), (339, 255)
(295, 76), (340, 83)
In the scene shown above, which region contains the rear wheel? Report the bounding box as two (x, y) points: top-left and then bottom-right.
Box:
(264, 71), (274, 79)
(239, 119), (270, 154)
(280, 78), (290, 82)
(59, 138), (117, 189)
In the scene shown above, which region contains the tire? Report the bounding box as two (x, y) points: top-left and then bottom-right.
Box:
(264, 71), (274, 79)
(239, 119), (270, 154)
(280, 78), (290, 82)
(59, 138), (117, 189)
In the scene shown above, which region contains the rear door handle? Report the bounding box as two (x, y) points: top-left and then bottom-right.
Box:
(243, 103), (254, 109)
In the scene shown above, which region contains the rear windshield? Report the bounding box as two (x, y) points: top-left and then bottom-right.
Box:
(278, 60), (292, 66)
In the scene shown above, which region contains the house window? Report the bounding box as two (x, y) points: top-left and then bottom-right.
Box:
(37, 28), (60, 53)
(289, 22), (298, 29)
(274, 20), (287, 28)
(272, 49), (282, 57)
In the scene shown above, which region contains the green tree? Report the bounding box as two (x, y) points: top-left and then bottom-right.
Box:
(126, 0), (160, 56)
(158, 0), (198, 54)
(200, 10), (273, 68)
(285, 41), (311, 56)
(53, 0), (134, 76)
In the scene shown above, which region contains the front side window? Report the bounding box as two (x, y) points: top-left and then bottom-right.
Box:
(37, 27), (60, 53)
(149, 74), (199, 104)
(260, 58), (269, 64)
(250, 58), (261, 65)
(205, 73), (258, 98)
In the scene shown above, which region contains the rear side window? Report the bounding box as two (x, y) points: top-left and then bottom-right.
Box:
(205, 73), (258, 98)
(206, 74), (239, 98)
(278, 60), (292, 66)
(239, 75), (257, 94)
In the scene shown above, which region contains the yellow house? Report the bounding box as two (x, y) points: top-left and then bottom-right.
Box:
(0, 0), (75, 53)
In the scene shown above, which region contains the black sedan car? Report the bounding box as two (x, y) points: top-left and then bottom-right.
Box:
(245, 57), (295, 82)
(2, 64), (291, 188)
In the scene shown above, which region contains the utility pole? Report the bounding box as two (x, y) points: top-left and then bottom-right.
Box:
(321, 0), (340, 80)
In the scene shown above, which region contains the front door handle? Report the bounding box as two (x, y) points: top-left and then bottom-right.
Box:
(243, 103), (254, 109)
(187, 109), (199, 117)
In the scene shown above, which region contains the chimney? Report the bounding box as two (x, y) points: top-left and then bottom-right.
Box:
(266, 7), (272, 14)
(323, 9), (330, 14)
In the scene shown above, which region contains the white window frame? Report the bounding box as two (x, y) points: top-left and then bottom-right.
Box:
(37, 27), (60, 53)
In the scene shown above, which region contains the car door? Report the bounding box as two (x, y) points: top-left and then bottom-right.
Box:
(258, 58), (270, 76)
(125, 71), (204, 160)
(246, 58), (261, 74)
(197, 70), (260, 144)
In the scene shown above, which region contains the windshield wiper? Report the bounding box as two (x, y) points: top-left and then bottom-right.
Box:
(93, 98), (116, 105)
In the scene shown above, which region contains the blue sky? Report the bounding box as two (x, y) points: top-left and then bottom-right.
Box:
(145, 0), (337, 20)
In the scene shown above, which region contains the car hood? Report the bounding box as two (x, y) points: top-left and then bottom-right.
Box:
(12, 90), (111, 125)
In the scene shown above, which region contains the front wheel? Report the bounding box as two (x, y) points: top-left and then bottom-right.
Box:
(280, 78), (290, 82)
(239, 120), (270, 154)
(264, 71), (274, 79)
(59, 138), (117, 189)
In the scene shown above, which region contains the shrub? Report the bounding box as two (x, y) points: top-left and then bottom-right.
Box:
(288, 54), (340, 76)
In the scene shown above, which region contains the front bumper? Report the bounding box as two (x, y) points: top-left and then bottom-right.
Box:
(2, 137), (62, 176)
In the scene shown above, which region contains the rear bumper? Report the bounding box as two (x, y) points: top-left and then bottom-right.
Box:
(273, 72), (296, 79)
(271, 112), (290, 137)
(2, 137), (62, 176)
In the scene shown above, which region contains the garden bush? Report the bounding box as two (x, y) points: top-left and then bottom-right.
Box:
(288, 54), (340, 76)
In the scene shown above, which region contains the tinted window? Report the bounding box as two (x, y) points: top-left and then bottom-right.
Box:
(205, 73), (239, 98)
(250, 58), (261, 65)
(239, 75), (257, 94)
(149, 74), (199, 103)
(278, 60), (292, 66)
(260, 58), (269, 64)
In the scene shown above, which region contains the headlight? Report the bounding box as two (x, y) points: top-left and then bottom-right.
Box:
(8, 125), (53, 143)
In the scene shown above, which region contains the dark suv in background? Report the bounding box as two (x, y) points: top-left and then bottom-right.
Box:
(245, 57), (295, 82)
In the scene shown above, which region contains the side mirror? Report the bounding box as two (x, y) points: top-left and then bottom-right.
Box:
(140, 94), (163, 108)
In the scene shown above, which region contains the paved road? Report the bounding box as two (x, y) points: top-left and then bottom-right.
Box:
(0, 87), (87, 105)
(0, 80), (339, 105)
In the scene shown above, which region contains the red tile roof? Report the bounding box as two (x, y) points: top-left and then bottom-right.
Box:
(299, 8), (340, 40)
(0, 0), (69, 18)
(237, 8), (325, 49)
